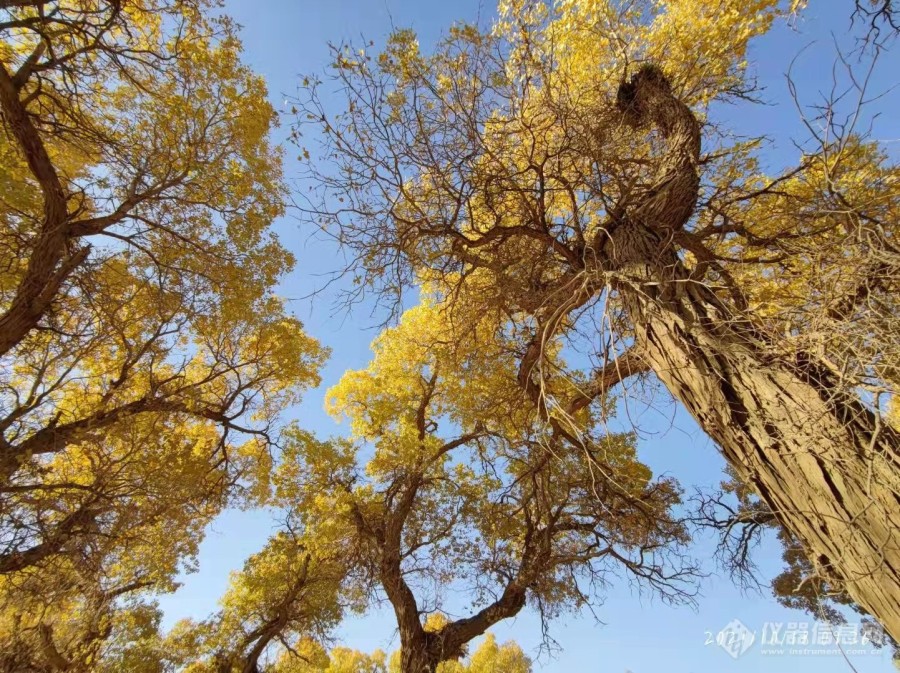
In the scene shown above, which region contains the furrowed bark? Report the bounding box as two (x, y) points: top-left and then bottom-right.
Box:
(603, 65), (900, 640)
(628, 271), (900, 636)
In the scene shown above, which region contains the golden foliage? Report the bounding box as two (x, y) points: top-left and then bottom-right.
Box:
(0, 1), (325, 669)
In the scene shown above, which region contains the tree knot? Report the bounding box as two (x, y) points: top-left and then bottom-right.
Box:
(616, 63), (672, 124)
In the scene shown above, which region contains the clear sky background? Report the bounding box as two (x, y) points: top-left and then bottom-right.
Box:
(157, 1), (900, 671)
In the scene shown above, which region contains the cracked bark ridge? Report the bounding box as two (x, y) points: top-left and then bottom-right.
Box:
(607, 64), (900, 640)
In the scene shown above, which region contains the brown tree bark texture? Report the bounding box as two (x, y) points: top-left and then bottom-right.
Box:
(609, 66), (900, 639)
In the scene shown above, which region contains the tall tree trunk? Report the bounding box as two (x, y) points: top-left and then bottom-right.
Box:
(620, 245), (900, 639)
(398, 641), (439, 673)
(603, 64), (900, 640)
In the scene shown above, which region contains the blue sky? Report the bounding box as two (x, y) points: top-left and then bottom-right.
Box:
(157, 1), (900, 671)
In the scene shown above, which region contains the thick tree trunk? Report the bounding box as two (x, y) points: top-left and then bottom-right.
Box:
(613, 241), (900, 639)
(595, 63), (900, 640)
(398, 640), (439, 673)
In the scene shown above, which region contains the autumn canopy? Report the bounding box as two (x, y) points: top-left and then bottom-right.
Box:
(0, 1), (898, 672)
